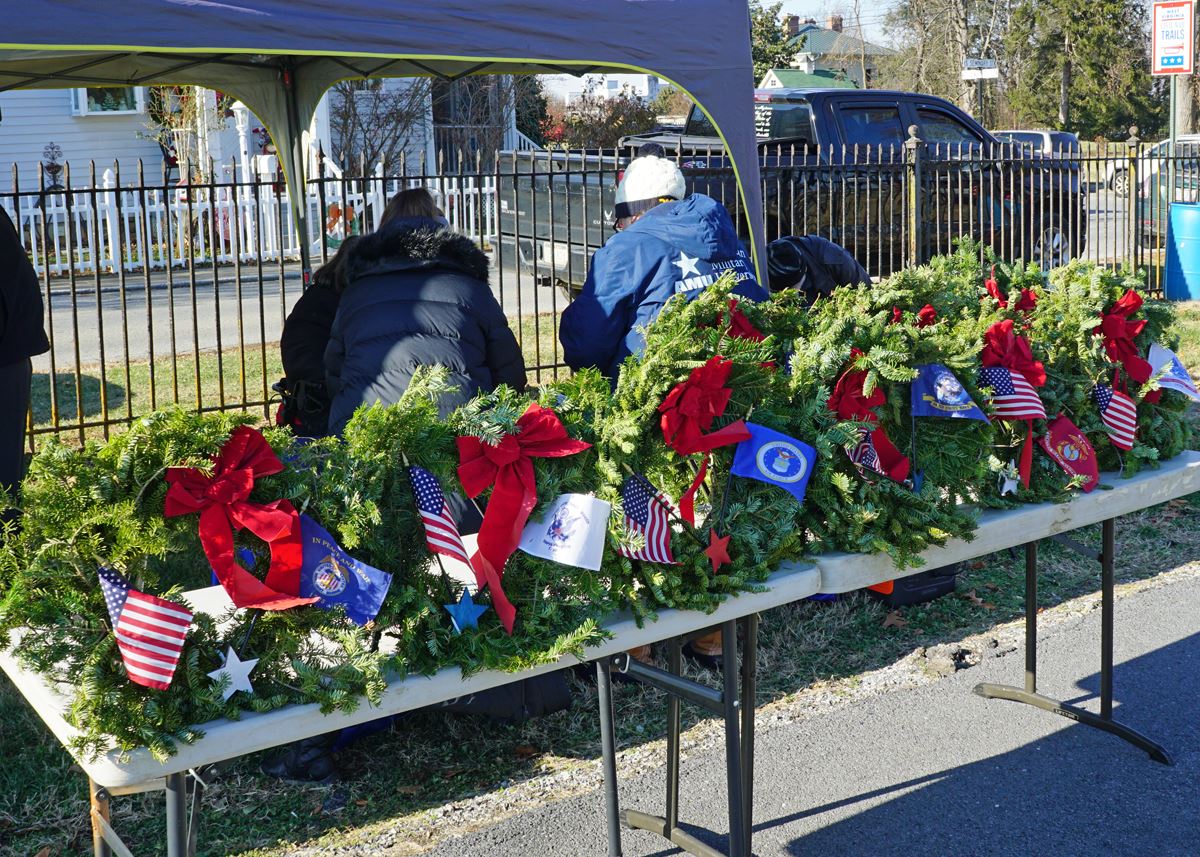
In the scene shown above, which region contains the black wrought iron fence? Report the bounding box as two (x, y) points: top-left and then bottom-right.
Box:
(6, 130), (1186, 449)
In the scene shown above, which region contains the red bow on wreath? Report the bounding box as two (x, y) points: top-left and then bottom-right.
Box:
(984, 267), (1037, 314)
(980, 320), (1047, 488)
(827, 348), (910, 482)
(890, 305), (938, 327)
(658, 355), (753, 525)
(1095, 290), (1152, 384)
(163, 425), (315, 610)
(721, 299), (766, 342)
(457, 403), (591, 633)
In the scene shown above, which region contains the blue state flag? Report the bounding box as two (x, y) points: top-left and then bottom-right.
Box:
(911, 363), (988, 422)
(298, 515), (392, 626)
(730, 423), (817, 504)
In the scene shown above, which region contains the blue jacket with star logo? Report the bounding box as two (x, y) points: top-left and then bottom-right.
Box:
(560, 194), (767, 378)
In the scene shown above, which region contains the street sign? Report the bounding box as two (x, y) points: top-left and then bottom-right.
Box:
(963, 58), (997, 70)
(962, 68), (1000, 81)
(1152, 0), (1195, 75)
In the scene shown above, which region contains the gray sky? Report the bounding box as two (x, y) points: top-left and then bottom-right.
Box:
(776, 1), (898, 45)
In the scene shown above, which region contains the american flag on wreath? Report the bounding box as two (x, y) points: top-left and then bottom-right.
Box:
(409, 465), (472, 565)
(1094, 383), (1138, 450)
(978, 366), (1047, 420)
(617, 475), (677, 565)
(848, 429), (883, 475)
(98, 567), (192, 691)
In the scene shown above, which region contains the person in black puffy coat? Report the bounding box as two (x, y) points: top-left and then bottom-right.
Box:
(0, 206), (49, 519)
(324, 192), (527, 436)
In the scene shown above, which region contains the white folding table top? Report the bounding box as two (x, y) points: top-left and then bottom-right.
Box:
(815, 450), (1200, 594)
(0, 560), (819, 788)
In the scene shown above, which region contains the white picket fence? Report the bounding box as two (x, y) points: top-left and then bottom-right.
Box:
(3, 162), (499, 277)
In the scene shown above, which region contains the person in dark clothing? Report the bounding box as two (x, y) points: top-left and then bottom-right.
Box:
(766, 234), (870, 302)
(277, 236), (360, 437)
(0, 207), (50, 518)
(560, 151), (768, 379)
(325, 205), (527, 435)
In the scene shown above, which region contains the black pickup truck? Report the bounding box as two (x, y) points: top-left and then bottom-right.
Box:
(497, 88), (1087, 284)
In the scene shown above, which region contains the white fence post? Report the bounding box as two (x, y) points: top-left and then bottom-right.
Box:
(102, 167), (119, 274)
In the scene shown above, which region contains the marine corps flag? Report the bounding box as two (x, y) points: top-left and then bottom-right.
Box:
(731, 422), (818, 504)
(1037, 415), (1100, 492)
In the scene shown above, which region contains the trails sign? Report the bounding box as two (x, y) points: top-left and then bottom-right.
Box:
(1152, 0), (1195, 75)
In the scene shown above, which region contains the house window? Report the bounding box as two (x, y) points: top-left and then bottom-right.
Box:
(71, 87), (146, 116)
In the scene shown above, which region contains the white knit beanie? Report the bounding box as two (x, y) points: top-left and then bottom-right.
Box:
(614, 155), (686, 220)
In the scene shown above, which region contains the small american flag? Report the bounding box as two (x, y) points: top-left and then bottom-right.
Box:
(847, 429), (883, 475)
(1094, 384), (1137, 450)
(979, 366), (1047, 420)
(617, 476), (677, 565)
(98, 567), (192, 691)
(409, 465), (472, 565)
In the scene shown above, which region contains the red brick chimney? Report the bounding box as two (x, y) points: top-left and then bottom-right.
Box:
(785, 14), (800, 37)
(827, 15), (844, 32)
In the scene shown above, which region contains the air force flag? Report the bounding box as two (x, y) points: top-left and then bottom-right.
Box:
(731, 423), (817, 504)
(299, 515), (392, 626)
(911, 364), (988, 421)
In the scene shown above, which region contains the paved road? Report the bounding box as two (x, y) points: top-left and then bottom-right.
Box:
(34, 259), (568, 371)
(427, 575), (1200, 857)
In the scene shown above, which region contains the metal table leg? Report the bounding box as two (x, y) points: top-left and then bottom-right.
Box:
(165, 772), (188, 857)
(974, 523), (1172, 764)
(609, 620), (758, 857)
(89, 779), (112, 857)
(596, 657), (623, 857)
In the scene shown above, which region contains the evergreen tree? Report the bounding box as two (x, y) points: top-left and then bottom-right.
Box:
(750, 1), (799, 83)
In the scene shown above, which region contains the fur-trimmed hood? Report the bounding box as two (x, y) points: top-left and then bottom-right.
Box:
(343, 217), (489, 285)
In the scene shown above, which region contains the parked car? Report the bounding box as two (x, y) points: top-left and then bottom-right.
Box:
(498, 88), (1088, 284)
(992, 129), (1082, 158)
(1105, 134), (1200, 198)
(1136, 141), (1200, 247)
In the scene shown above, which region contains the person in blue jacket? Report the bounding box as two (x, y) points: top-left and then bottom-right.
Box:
(560, 149), (768, 379)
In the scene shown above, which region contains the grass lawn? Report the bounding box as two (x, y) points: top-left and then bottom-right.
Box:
(2, 308), (1198, 856)
(27, 313), (567, 446)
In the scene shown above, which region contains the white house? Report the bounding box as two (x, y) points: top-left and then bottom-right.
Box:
(540, 73), (664, 106)
(0, 86), (167, 186)
(784, 15), (893, 89)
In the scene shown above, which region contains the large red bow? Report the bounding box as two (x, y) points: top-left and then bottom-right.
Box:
(981, 321), (1045, 488)
(1094, 290), (1152, 384)
(457, 403), (591, 633)
(163, 425), (315, 610)
(722, 299), (766, 342)
(827, 349), (910, 482)
(659, 356), (752, 456)
(981, 320), (1046, 387)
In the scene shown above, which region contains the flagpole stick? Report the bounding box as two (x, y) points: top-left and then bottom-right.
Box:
(621, 463), (708, 549)
(236, 610), (260, 659)
(400, 452), (459, 604)
(714, 406), (754, 535)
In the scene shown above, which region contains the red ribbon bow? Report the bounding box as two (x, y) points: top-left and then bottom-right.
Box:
(659, 356), (752, 456)
(456, 403), (591, 633)
(981, 321), (1046, 488)
(1094, 290), (1152, 384)
(981, 320), (1046, 386)
(163, 425), (315, 610)
(916, 304), (938, 327)
(722, 299), (766, 342)
(827, 349), (910, 482)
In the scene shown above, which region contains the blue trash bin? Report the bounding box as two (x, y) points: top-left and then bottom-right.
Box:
(1165, 202), (1200, 300)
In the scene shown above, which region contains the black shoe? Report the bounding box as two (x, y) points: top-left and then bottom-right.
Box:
(682, 640), (723, 671)
(261, 735), (339, 784)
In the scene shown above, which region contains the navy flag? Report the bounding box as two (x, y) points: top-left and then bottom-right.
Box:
(730, 422), (817, 504)
(911, 363), (988, 422)
(299, 515), (392, 626)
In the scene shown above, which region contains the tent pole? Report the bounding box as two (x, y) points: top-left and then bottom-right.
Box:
(282, 63), (313, 284)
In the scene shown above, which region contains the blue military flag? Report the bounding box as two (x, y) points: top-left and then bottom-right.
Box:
(911, 363), (988, 421)
(298, 515), (392, 626)
(730, 422), (817, 504)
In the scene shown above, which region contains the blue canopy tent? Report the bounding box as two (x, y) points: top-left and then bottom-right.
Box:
(0, 0), (766, 280)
